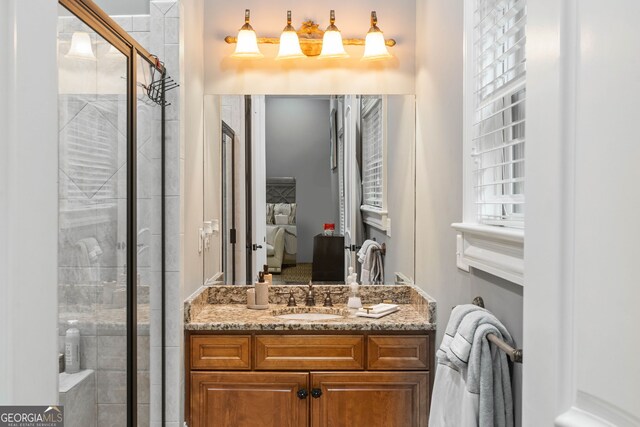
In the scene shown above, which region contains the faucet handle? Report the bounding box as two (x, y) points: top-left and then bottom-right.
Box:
(276, 289), (297, 307)
(322, 291), (343, 307)
(303, 283), (316, 306)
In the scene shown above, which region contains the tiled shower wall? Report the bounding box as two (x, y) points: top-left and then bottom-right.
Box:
(149, 1), (182, 425)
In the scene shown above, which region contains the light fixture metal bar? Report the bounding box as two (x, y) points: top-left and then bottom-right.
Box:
(224, 36), (396, 47)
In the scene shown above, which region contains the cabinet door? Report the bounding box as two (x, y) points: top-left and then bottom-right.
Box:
(310, 372), (429, 427)
(191, 372), (309, 427)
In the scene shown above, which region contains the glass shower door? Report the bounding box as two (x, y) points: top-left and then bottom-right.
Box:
(58, 11), (129, 427)
(57, 5), (167, 426)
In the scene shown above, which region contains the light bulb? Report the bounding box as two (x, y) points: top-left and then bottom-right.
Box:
(66, 32), (96, 61)
(276, 11), (305, 60)
(362, 12), (392, 61)
(231, 9), (263, 59)
(319, 10), (349, 59)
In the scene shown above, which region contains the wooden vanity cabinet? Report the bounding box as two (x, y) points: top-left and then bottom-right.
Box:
(187, 331), (434, 427)
(190, 371), (309, 427)
(311, 372), (429, 427)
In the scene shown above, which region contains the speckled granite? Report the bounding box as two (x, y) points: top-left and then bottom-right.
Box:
(184, 284), (436, 332)
(187, 284), (418, 306)
(271, 306), (351, 317)
(185, 303), (434, 331)
(410, 286), (437, 325)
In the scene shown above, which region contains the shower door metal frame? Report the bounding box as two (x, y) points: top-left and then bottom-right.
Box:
(57, 1), (167, 425)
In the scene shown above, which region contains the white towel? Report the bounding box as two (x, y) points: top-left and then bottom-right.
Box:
(430, 306), (515, 427)
(359, 241), (383, 284)
(436, 304), (486, 366)
(359, 303), (398, 314)
(357, 239), (377, 263)
(75, 237), (102, 282)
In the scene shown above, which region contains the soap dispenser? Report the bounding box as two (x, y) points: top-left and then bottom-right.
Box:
(65, 320), (81, 374)
(347, 268), (363, 309)
(263, 264), (272, 286)
(253, 271), (269, 309)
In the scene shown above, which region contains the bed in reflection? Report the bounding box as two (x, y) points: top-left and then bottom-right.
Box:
(266, 177), (297, 273)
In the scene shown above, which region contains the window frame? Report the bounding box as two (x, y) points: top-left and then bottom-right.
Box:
(360, 95), (389, 232)
(452, 0), (525, 286)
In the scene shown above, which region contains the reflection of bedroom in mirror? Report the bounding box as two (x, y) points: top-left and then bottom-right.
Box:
(265, 96), (341, 285)
(203, 94), (416, 286)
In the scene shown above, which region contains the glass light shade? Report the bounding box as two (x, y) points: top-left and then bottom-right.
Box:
(66, 32), (96, 60)
(319, 30), (349, 59)
(232, 28), (263, 58)
(362, 31), (392, 60)
(277, 30), (305, 59)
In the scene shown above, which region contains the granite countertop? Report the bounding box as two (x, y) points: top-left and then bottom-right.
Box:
(184, 284), (436, 332)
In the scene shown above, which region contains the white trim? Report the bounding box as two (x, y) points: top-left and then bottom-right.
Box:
(251, 95), (266, 276)
(361, 95), (388, 212)
(556, 391), (640, 427)
(360, 205), (389, 231)
(0, 0), (59, 403)
(452, 222), (524, 285)
(463, 0), (477, 224)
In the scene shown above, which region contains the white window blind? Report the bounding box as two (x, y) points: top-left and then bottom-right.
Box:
(361, 96), (384, 209)
(472, 0), (526, 228)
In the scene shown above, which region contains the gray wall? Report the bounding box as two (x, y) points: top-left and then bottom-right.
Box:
(415, 1), (523, 424)
(265, 97), (336, 263)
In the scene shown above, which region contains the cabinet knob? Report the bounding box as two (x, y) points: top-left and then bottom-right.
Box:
(297, 388), (308, 399)
(311, 388), (323, 399)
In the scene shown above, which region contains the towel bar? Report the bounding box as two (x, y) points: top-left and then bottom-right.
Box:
(371, 242), (386, 256)
(473, 296), (523, 364)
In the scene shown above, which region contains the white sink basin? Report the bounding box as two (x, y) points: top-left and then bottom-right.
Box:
(276, 313), (344, 321)
(272, 307), (349, 321)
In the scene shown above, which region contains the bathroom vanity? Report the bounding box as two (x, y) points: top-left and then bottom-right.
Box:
(184, 284), (436, 427)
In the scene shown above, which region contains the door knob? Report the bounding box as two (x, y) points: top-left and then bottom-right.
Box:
(297, 388), (308, 399)
(252, 244), (263, 251)
(311, 388), (322, 398)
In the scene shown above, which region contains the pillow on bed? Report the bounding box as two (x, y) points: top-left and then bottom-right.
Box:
(288, 203), (296, 224)
(274, 203), (296, 224)
(275, 214), (288, 225)
(266, 203), (275, 224)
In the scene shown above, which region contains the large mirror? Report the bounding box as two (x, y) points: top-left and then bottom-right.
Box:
(203, 95), (415, 285)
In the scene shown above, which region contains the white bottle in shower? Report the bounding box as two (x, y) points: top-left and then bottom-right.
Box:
(64, 320), (80, 374)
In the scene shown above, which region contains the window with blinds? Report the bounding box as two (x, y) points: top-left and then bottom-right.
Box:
(361, 96), (384, 209)
(472, 0), (526, 228)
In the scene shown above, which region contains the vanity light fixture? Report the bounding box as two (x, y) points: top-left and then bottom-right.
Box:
(231, 9), (264, 59)
(224, 10), (396, 59)
(318, 10), (349, 59)
(66, 32), (96, 60)
(362, 11), (393, 61)
(276, 10), (305, 60)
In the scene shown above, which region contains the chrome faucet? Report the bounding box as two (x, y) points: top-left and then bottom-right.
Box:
(304, 282), (316, 306)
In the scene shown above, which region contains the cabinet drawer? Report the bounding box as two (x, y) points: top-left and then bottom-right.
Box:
(255, 335), (364, 370)
(367, 335), (429, 370)
(190, 335), (251, 370)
